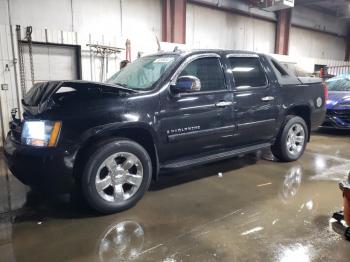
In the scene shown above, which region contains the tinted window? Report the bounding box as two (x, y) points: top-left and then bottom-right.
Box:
(228, 57), (267, 89)
(271, 59), (289, 76)
(179, 57), (225, 91)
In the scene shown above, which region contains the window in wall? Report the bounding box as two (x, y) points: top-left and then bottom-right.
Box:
(228, 57), (267, 89)
(179, 57), (226, 91)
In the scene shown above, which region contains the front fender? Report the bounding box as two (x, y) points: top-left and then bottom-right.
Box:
(74, 121), (160, 181)
(78, 121), (158, 145)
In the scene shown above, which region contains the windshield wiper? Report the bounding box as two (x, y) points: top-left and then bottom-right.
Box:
(112, 83), (138, 93)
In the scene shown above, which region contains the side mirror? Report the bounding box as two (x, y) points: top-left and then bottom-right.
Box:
(171, 76), (201, 93)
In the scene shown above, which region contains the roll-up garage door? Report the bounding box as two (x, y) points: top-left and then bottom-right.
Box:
(22, 43), (81, 90)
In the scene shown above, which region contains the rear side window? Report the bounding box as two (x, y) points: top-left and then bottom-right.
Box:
(228, 57), (267, 89)
(271, 59), (289, 76)
(179, 57), (226, 91)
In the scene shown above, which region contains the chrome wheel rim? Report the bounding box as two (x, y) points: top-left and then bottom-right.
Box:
(286, 123), (305, 156)
(95, 152), (143, 203)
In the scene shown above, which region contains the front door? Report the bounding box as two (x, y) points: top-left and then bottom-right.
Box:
(158, 54), (235, 163)
(227, 54), (278, 146)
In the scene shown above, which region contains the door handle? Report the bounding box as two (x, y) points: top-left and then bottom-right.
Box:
(215, 101), (233, 107)
(261, 96), (275, 102)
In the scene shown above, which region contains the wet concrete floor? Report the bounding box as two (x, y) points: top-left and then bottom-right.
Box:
(1, 129), (350, 261)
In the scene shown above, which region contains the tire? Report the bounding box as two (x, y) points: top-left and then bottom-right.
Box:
(81, 138), (152, 214)
(271, 115), (308, 162)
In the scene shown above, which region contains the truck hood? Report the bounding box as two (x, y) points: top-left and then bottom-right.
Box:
(22, 80), (135, 116)
(326, 91), (350, 110)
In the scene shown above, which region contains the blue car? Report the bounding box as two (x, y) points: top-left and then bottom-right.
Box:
(322, 74), (350, 129)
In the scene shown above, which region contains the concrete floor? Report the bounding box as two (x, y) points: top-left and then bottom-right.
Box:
(1, 130), (350, 262)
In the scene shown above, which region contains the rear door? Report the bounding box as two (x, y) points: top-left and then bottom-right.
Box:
(227, 54), (279, 146)
(158, 53), (235, 162)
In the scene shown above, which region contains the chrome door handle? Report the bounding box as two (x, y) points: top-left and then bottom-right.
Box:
(261, 96), (275, 102)
(215, 101), (233, 107)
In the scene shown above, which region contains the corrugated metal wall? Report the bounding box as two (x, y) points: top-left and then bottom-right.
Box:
(271, 53), (350, 76)
(0, 25), (18, 147)
(291, 5), (347, 37)
(186, 4), (276, 53)
(289, 27), (346, 61)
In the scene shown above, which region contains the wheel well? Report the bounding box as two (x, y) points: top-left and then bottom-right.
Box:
(74, 128), (159, 183)
(286, 106), (311, 140)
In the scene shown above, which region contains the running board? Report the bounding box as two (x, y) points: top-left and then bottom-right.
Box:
(161, 143), (271, 169)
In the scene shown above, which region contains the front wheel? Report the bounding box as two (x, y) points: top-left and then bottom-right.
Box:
(81, 139), (152, 214)
(271, 116), (308, 162)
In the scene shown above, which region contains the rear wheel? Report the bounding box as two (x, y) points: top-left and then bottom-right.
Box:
(81, 139), (152, 214)
(271, 116), (308, 162)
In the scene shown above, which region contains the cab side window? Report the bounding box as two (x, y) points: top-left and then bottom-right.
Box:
(228, 57), (267, 89)
(179, 57), (226, 91)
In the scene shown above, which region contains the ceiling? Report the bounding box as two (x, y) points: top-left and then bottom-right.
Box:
(295, 0), (350, 17)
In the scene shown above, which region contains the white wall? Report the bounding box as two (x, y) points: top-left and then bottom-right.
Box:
(271, 53), (350, 76)
(186, 4), (276, 53)
(0, 24), (18, 147)
(5, 0), (73, 30)
(292, 6), (347, 37)
(289, 27), (346, 61)
(0, 0), (9, 25)
(0, 0), (162, 36)
(0, 0), (162, 55)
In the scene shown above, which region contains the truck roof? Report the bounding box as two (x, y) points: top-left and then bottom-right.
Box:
(191, 49), (258, 55)
(147, 49), (259, 57)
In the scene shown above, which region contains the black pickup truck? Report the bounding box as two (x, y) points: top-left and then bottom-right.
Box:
(4, 50), (326, 213)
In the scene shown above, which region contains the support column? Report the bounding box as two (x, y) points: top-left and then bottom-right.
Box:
(162, 0), (186, 44)
(275, 8), (292, 55)
(345, 38), (350, 61)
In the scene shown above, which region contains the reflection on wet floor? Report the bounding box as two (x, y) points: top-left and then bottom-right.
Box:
(0, 130), (350, 261)
(98, 220), (145, 261)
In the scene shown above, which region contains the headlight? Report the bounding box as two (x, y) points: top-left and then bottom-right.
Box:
(21, 120), (62, 147)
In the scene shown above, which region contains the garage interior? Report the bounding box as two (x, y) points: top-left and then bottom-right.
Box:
(1, 0), (350, 261)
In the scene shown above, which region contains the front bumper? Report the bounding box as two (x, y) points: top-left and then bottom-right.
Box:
(3, 133), (77, 193)
(321, 109), (350, 129)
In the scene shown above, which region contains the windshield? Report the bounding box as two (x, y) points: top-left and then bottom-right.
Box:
(326, 75), (350, 91)
(107, 55), (178, 90)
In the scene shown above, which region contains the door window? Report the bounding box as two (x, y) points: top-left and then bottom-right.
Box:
(179, 57), (226, 91)
(228, 57), (267, 89)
